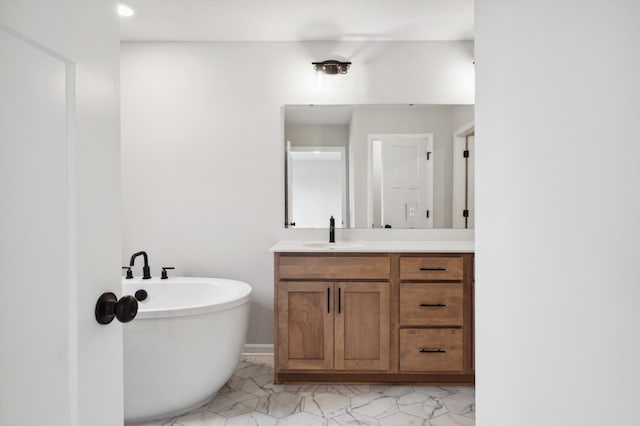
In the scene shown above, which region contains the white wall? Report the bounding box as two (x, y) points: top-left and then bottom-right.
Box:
(476, 1), (640, 425)
(452, 105), (474, 130)
(285, 124), (349, 148)
(121, 41), (474, 343)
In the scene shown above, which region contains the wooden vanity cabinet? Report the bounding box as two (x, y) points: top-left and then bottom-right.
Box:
(276, 281), (390, 371)
(276, 254), (390, 373)
(274, 252), (474, 385)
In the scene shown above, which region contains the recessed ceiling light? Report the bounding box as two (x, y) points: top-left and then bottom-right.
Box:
(117, 3), (136, 17)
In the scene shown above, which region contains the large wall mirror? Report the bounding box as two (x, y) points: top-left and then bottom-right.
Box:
(284, 104), (474, 229)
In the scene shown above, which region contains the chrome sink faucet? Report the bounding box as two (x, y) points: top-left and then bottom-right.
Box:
(329, 216), (335, 243)
(130, 251), (152, 279)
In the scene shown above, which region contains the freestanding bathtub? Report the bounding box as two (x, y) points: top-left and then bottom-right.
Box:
(122, 276), (252, 423)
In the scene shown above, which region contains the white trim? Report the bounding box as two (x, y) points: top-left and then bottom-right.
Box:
(454, 120), (475, 138)
(243, 344), (275, 355)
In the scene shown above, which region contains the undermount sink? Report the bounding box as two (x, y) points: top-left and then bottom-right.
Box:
(303, 242), (364, 249)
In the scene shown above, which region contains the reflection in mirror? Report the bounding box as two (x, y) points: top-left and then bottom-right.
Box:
(287, 145), (347, 228)
(284, 104), (474, 229)
(370, 134), (434, 229)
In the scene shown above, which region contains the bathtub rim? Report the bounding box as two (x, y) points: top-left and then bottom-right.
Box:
(123, 276), (252, 319)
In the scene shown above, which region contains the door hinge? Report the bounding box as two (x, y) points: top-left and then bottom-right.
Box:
(463, 150), (469, 158)
(463, 209), (469, 218)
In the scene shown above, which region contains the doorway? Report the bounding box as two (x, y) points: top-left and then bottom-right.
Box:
(287, 146), (347, 228)
(368, 134), (434, 229)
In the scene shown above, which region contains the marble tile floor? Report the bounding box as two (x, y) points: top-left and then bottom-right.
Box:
(133, 355), (475, 426)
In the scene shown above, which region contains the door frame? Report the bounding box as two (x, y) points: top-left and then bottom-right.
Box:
(452, 121), (475, 228)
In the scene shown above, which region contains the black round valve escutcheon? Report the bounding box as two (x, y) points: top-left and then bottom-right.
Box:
(95, 292), (139, 324)
(134, 289), (148, 301)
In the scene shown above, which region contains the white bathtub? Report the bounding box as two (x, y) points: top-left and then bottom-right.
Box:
(122, 276), (251, 423)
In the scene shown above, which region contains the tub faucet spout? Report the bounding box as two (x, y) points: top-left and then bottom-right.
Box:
(130, 251), (152, 280)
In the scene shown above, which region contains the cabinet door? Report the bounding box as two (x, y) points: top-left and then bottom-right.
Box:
(277, 282), (334, 370)
(334, 282), (390, 371)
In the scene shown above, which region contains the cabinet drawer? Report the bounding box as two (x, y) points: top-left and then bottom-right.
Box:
(400, 257), (463, 281)
(278, 256), (390, 280)
(400, 283), (463, 326)
(400, 329), (463, 372)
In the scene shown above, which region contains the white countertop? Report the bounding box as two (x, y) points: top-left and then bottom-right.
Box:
(269, 240), (474, 253)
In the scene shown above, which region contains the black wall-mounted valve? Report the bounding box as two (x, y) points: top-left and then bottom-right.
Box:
(122, 266), (133, 279)
(161, 267), (175, 279)
(95, 292), (138, 325)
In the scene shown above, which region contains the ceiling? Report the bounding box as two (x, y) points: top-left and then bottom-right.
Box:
(119, 0), (474, 42)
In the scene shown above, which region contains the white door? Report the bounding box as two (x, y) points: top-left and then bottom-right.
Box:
(377, 134), (434, 228)
(0, 2), (122, 426)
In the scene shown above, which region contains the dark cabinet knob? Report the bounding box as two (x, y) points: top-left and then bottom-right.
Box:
(95, 292), (139, 325)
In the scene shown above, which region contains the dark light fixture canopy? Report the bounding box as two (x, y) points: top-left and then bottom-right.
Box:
(312, 60), (352, 75)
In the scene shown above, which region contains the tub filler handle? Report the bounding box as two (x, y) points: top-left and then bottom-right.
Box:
(161, 267), (175, 279)
(95, 292), (138, 325)
(122, 266), (133, 279)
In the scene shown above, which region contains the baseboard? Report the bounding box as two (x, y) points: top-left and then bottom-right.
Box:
(243, 343), (274, 355)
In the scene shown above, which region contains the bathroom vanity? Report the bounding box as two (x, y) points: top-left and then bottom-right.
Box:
(270, 241), (474, 385)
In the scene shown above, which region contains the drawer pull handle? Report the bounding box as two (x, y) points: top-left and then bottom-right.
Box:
(419, 303), (446, 307)
(420, 348), (446, 353)
(419, 267), (446, 271)
(327, 287), (330, 313)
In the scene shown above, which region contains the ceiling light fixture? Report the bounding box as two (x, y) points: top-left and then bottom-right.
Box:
(312, 60), (351, 75)
(117, 3), (136, 17)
